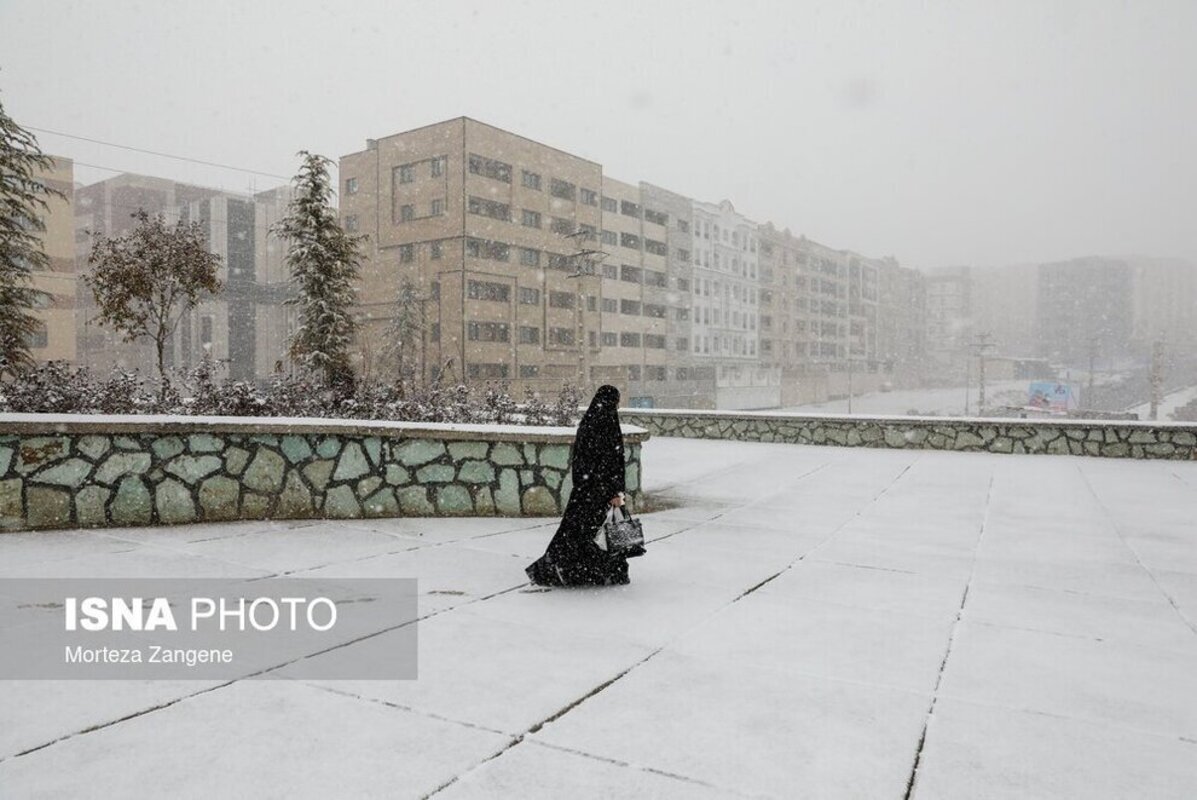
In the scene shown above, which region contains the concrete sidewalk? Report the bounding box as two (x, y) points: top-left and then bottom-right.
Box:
(2, 439), (1196, 798)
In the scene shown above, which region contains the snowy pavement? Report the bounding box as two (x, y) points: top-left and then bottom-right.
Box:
(2, 439), (1197, 798)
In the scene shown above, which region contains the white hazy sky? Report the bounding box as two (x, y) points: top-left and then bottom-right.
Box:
(2, 0), (1194, 270)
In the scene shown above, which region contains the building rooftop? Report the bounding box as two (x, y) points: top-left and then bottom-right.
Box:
(2, 438), (1195, 797)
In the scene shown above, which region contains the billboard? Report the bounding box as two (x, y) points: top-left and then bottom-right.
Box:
(1027, 381), (1079, 413)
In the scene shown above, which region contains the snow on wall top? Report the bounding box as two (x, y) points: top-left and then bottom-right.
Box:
(0, 412), (651, 443)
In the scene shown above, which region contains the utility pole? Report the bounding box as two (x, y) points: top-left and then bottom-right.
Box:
(563, 230), (607, 391)
(1087, 334), (1099, 408)
(1149, 339), (1166, 420)
(970, 332), (996, 415)
(847, 356), (854, 414)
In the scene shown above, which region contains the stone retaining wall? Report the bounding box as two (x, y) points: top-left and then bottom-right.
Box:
(0, 414), (647, 532)
(619, 409), (1197, 460)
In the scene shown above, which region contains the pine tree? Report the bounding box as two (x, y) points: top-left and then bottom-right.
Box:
(0, 93), (64, 377)
(273, 151), (365, 388)
(83, 210), (223, 394)
(383, 279), (426, 389)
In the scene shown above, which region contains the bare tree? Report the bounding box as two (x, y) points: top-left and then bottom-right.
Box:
(83, 210), (222, 394)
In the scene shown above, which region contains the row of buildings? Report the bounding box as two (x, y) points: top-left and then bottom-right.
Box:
(338, 117), (929, 408)
(24, 117), (1196, 410)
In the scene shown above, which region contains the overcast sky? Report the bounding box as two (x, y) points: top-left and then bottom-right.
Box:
(2, 0), (1194, 270)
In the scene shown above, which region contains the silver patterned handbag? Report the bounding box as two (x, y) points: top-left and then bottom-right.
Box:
(599, 505), (646, 558)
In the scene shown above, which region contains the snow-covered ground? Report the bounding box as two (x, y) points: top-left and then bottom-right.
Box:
(780, 380), (1030, 416)
(1127, 385), (1197, 421)
(2, 439), (1196, 797)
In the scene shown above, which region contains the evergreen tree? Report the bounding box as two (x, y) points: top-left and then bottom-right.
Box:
(273, 151), (365, 388)
(0, 93), (63, 377)
(83, 210), (223, 393)
(383, 279), (426, 389)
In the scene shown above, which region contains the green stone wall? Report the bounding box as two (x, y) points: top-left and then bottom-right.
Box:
(619, 410), (1197, 460)
(0, 426), (645, 532)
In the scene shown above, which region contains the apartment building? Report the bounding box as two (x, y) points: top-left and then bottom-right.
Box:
(1035, 257), (1133, 367)
(26, 155), (77, 364)
(341, 118), (720, 405)
(924, 266), (973, 384)
(74, 174), (293, 382)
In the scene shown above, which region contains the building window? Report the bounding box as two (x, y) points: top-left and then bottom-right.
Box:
(522, 170), (541, 190)
(467, 280), (510, 302)
(644, 269), (667, 287)
(399, 244), (414, 263)
(678, 220), (690, 233)
(589, 330), (597, 347)
(586, 295), (597, 311)
(601, 263), (618, 279)
(675, 307), (689, 321)
(644, 334), (666, 349)
(550, 178), (576, 200)
(518, 326), (540, 344)
(522, 209), (541, 228)
(677, 249), (690, 262)
(400, 204), (414, 222)
(430, 240), (443, 260)
(580, 188), (598, 206)
(645, 366), (666, 380)
(468, 321), (511, 342)
(518, 287), (540, 305)
(620, 200), (641, 218)
(344, 215), (359, 232)
(549, 291), (575, 309)
(467, 153), (512, 183)
(676, 366), (689, 380)
(601, 332), (617, 346)
(644, 208), (668, 226)
(467, 363), (509, 379)
(431, 281), (440, 299)
(468, 195), (511, 221)
(465, 238), (510, 262)
(677, 278), (690, 291)
(549, 327), (575, 346)
(519, 365), (539, 378)
(620, 332), (641, 347)
(620, 232), (640, 250)
(600, 230), (617, 246)
(600, 196), (617, 212)
(550, 217), (574, 235)
(620, 264), (642, 283)
(620, 299), (641, 315)
(627, 365), (641, 381)
(397, 164), (415, 184)
(644, 303), (667, 319)
(430, 157), (445, 177)
(345, 177), (358, 195)
(520, 248), (541, 267)
(199, 317), (213, 347)
(431, 198), (445, 216)
(601, 297), (617, 313)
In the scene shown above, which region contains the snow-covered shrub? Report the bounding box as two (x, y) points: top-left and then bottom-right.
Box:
(0, 360), (583, 427)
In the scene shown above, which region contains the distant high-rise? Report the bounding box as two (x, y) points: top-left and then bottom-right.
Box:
(1035, 257), (1133, 367)
(74, 174), (293, 382)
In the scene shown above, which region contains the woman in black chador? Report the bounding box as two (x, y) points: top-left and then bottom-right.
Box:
(526, 385), (631, 587)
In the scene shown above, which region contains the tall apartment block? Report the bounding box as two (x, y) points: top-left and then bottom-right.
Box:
(1035, 257), (1133, 367)
(74, 174), (293, 382)
(339, 118), (715, 406)
(25, 155), (78, 364)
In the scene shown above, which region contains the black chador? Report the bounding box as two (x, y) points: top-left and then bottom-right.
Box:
(526, 385), (630, 586)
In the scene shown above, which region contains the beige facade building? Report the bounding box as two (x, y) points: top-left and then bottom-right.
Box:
(341, 118), (714, 404)
(27, 155), (78, 364)
(74, 174), (293, 383)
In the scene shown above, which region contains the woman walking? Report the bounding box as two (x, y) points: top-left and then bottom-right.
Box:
(526, 385), (632, 587)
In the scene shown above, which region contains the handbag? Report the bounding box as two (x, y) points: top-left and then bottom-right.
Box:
(596, 504), (646, 558)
